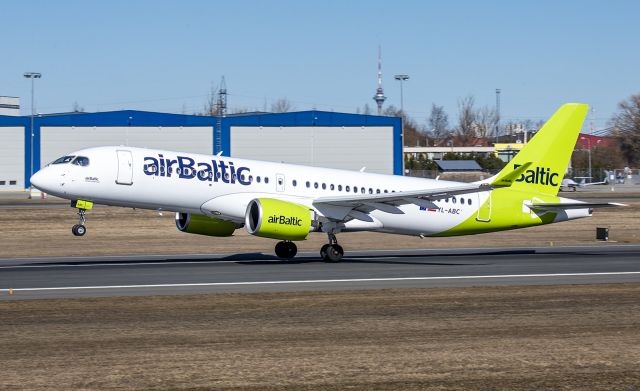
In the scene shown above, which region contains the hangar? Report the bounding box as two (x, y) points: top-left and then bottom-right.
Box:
(0, 110), (402, 190)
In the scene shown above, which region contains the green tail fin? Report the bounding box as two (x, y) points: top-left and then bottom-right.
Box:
(494, 103), (588, 195)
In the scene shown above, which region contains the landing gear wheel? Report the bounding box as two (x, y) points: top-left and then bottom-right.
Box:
(324, 244), (343, 262)
(71, 207), (88, 237)
(321, 233), (344, 262)
(72, 224), (86, 236)
(320, 244), (330, 259)
(275, 241), (297, 259)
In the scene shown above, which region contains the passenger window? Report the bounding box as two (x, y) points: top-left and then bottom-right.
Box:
(322, 183), (326, 190)
(338, 185), (343, 191)
(306, 181), (310, 188)
(71, 156), (90, 166)
(265, 177), (269, 184)
(346, 185), (350, 192)
(384, 190), (388, 193)
(460, 197), (465, 204)
(376, 189), (380, 194)
(292, 179), (297, 187)
(361, 188), (366, 194)
(314, 182), (319, 189)
(330, 184), (335, 191)
(257, 176), (261, 183)
(468, 199), (472, 205)
(368, 188), (373, 194)
(452, 197), (457, 204)
(353, 186), (358, 193)
(224, 173), (229, 180)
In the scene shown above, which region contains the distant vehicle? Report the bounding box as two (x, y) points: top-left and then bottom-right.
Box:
(30, 103), (623, 262)
(560, 177), (607, 192)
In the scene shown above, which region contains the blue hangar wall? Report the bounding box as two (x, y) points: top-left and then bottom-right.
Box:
(0, 110), (402, 188)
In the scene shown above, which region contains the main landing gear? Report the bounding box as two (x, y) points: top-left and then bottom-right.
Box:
(275, 241), (297, 259)
(320, 233), (343, 262)
(70, 200), (93, 237)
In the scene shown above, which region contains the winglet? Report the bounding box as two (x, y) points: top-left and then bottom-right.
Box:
(491, 162), (532, 188)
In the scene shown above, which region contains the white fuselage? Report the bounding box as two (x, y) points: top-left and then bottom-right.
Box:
(30, 146), (587, 238)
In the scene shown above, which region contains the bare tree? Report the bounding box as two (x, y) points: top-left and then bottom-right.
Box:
(384, 105), (426, 146)
(428, 104), (449, 139)
(610, 93), (640, 165)
(201, 83), (222, 116)
(456, 96), (477, 144)
(271, 98), (295, 113)
(475, 106), (498, 139)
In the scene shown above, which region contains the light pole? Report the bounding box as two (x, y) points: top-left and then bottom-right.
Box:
(24, 72), (41, 187)
(580, 136), (592, 181)
(394, 74), (409, 174)
(394, 74), (409, 113)
(495, 88), (501, 143)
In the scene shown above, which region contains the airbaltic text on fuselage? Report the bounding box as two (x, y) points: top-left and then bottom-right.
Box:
(143, 154), (251, 185)
(514, 164), (559, 186)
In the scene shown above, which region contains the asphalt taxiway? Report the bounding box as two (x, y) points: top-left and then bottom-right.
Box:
(1, 245), (640, 299)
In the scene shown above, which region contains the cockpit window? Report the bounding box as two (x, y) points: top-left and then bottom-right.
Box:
(72, 156), (90, 166)
(52, 156), (75, 164)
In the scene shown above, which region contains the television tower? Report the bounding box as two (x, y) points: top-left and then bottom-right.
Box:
(373, 46), (386, 115)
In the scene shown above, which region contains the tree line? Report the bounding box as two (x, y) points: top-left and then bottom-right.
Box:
(196, 88), (640, 168)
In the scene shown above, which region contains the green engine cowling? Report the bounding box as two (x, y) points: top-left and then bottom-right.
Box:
(175, 213), (237, 237)
(245, 198), (315, 241)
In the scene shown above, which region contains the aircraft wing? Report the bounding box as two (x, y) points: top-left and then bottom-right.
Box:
(529, 202), (626, 211)
(312, 183), (491, 220)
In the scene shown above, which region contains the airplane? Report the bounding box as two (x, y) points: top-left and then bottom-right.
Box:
(560, 177), (608, 192)
(30, 103), (623, 262)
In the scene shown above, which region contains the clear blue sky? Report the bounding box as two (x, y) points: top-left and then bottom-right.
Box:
(2, 0), (638, 130)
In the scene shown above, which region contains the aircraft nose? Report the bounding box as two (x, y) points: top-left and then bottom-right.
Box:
(30, 169), (52, 192)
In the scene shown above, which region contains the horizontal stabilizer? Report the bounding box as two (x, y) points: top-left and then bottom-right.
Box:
(491, 162), (532, 187)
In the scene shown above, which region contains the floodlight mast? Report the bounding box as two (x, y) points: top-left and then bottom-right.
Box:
(23, 72), (42, 188)
(394, 74), (409, 113)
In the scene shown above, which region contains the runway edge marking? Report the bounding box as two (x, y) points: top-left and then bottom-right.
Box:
(3, 271), (640, 292)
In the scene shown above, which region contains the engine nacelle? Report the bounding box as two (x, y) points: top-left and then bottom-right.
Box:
(245, 198), (315, 241)
(175, 213), (236, 237)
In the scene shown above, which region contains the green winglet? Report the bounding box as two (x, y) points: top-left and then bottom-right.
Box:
(491, 162), (532, 187)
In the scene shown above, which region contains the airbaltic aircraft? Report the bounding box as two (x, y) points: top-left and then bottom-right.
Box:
(30, 103), (620, 261)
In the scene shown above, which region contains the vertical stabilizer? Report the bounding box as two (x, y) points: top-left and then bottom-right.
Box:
(493, 103), (588, 195)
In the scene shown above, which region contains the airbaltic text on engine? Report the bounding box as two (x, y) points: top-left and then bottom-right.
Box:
(143, 154), (251, 185)
(513, 164), (559, 186)
(268, 215), (303, 226)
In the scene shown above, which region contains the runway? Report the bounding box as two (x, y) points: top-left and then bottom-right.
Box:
(1, 245), (640, 300)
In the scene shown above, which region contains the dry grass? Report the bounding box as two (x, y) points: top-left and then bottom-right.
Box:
(1, 285), (640, 390)
(0, 200), (639, 259)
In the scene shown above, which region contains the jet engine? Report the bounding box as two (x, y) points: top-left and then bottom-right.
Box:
(175, 213), (237, 237)
(245, 198), (317, 240)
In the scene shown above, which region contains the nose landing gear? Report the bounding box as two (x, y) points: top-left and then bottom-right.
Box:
(70, 200), (93, 237)
(275, 241), (298, 259)
(320, 233), (343, 262)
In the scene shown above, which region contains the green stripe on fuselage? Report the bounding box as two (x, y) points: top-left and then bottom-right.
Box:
(433, 188), (559, 237)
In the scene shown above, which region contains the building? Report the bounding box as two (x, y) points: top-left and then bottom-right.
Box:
(0, 110), (402, 190)
(0, 96), (20, 116)
(494, 143), (525, 163)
